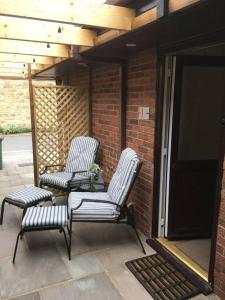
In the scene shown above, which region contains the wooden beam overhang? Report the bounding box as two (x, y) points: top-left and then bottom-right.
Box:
(0, 53), (63, 64)
(78, 1), (225, 60)
(0, 61), (27, 69)
(80, 6), (158, 52)
(0, 17), (96, 46)
(0, 0), (135, 31)
(0, 39), (71, 57)
(169, 0), (200, 13)
(0, 73), (25, 79)
(0, 68), (26, 74)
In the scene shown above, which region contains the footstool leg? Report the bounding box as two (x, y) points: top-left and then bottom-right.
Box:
(13, 230), (23, 264)
(0, 199), (6, 225)
(22, 207), (27, 219)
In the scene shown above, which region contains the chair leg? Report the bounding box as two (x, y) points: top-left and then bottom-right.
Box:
(61, 227), (70, 260)
(13, 230), (23, 264)
(0, 199), (6, 225)
(68, 218), (73, 260)
(20, 232), (24, 240)
(132, 225), (146, 255)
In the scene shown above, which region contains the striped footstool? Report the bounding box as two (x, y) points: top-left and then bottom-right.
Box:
(13, 205), (69, 263)
(0, 186), (53, 225)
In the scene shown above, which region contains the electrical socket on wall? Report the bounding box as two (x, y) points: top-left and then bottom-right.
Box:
(138, 107), (150, 120)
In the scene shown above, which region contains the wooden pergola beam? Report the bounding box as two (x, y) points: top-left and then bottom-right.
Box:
(0, 0), (135, 31)
(0, 17), (96, 46)
(0, 73), (25, 78)
(80, 7), (157, 52)
(0, 53), (60, 64)
(169, 0), (200, 12)
(0, 39), (71, 57)
(0, 68), (27, 74)
(0, 61), (27, 69)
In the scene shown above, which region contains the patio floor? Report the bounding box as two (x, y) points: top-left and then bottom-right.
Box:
(0, 135), (220, 300)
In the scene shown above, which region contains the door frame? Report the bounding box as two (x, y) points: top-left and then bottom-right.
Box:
(151, 43), (225, 285)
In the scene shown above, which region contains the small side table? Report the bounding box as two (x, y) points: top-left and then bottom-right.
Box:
(77, 173), (108, 192)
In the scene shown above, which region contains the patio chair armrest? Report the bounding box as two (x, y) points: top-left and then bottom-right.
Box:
(40, 164), (65, 174)
(71, 199), (121, 212)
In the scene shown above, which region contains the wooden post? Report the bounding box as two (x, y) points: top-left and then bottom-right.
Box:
(28, 63), (38, 186)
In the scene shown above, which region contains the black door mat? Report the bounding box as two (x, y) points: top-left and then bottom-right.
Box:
(126, 253), (201, 300)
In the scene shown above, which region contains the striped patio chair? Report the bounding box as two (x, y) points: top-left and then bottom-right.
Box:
(68, 148), (146, 259)
(40, 136), (99, 193)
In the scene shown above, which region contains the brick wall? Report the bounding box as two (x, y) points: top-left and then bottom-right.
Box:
(68, 67), (89, 89)
(67, 65), (121, 181)
(67, 50), (157, 236)
(126, 49), (157, 235)
(0, 80), (31, 128)
(92, 64), (121, 182)
(214, 158), (225, 299)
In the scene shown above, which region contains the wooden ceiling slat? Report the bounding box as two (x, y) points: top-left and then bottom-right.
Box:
(80, 6), (157, 52)
(169, 0), (200, 13)
(0, 39), (70, 57)
(0, 53), (60, 64)
(0, 17), (96, 46)
(0, 0), (135, 31)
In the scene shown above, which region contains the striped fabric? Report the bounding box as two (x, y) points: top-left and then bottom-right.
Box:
(5, 186), (53, 207)
(107, 148), (140, 206)
(68, 192), (120, 221)
(40, 172), (88, 188)
(40, 136), (98, 189)
(22, 205), (68, 228)
(65, 137), (99, 173)
(68, 148), (140, 222)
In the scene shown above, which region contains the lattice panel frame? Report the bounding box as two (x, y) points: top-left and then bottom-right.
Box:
(31, 85), (89, 184)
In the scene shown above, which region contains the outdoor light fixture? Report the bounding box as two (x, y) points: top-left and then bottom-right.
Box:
(47, 43), (50, 48)
(126, 43), (137, 47)
(58, 26), (62, 33)
(32, 58), (36, 69)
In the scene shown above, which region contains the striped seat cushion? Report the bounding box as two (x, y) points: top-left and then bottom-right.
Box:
(65, 136), (99, 173)
(22, 205), (68, 228)
(107, 148), (140, 206)
(40, 172), (88, 188)
(5, 186), (53, 207)
(68, 192), (120, 221)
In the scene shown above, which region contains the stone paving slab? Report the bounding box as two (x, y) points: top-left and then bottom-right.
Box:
(7, 292), (40, 300)
(0, 248), (71, 299)
(39, 273), (123, 300)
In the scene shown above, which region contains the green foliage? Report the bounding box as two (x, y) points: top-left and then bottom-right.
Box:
(0, 124), (31, 135)
(88, 163), (102, 180)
